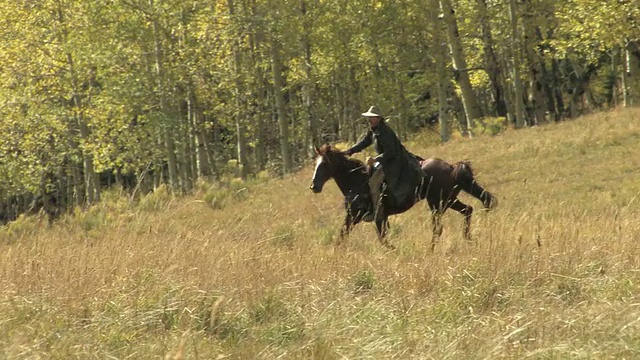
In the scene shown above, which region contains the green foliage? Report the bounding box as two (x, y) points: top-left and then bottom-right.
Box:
(202, 178), (249, 210)
(248, 293), (305, 345)
(352, 269), (376, 293)
(256, 170), (273, 181)
(552, 278), (584, 304)
(75, 206), (109, 232)
(269, 225), (296, 249)
(553, 0), (640, 57)
(472, 117), (509, 136)
(250, 294), (289, 324)
(0, 214), (44, 243)
(317, 227), (337, 246)
(137, 185), (173, 212)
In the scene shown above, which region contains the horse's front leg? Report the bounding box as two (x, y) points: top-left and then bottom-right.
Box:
(339, 212), (354, 244)
(375, 218), (395, 249)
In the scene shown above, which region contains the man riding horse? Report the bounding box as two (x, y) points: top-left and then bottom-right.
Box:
(343, 106), (424, 222)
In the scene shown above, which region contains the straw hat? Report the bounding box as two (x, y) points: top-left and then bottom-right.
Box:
(361, 106), (382, 117)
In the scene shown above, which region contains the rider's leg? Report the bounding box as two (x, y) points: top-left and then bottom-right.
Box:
(369, 167), (385, 221)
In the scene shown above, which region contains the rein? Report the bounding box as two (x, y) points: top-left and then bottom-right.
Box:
(339, 163), (370, 198)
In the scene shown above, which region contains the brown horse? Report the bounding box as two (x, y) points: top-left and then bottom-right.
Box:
(309, 144), (497, 250)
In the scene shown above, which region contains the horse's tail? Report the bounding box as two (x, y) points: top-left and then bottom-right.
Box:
(452, 161), (497, 210)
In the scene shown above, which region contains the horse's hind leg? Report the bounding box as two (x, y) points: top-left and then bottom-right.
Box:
(430, 210), (443, 251)
(450, 199), (473, 240)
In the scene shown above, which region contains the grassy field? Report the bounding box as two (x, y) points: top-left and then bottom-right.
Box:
(2, 108), (640, 359)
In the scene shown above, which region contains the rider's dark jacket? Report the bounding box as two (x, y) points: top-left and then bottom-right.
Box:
(346, 121), (423, 204)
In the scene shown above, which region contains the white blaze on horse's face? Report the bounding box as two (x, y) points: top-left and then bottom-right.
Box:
(310, 154), (329, 193)
(312, 155), (323, 180)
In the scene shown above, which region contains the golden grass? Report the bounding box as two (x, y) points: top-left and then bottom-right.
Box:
(2, 108), (640, 359)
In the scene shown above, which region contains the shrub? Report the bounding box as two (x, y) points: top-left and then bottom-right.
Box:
(256, 170), (272, 181)
(1, 213), (44, 243)
(352, 269), (375, 293)
(137, 184), (173, 212)
(203, 187), (229, 210)
(318, 227), (336, 246)
(472, 117), (508, 136)
(202, 178), (250, 210)
(76, 205), (108, 232)
(270, 225), (295, 249)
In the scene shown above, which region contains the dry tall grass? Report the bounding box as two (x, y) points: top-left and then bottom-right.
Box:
(2, 108), (640, 359)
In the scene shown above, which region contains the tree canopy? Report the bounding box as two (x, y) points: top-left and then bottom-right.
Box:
(0, 0), (637, 220)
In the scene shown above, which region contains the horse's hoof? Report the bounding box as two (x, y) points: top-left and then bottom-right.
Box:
(484, 197), (498, 210)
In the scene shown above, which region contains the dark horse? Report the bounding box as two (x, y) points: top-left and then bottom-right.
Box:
(309, 144), (497, 250)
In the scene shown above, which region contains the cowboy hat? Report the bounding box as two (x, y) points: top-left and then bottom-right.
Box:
(361, 106), (382, 117)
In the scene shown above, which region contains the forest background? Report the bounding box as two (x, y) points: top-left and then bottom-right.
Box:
(0, 0), (638, 220)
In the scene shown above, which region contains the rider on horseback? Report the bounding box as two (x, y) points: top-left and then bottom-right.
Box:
(343, 106), (424, 222)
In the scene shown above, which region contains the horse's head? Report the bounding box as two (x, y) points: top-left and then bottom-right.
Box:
(309, 144), (343, 193)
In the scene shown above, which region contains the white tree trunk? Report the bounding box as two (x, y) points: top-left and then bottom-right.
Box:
(625, 41), (640, 107)
(509, 0), (526, 128)
(523, 1), (547, 125)
(271, 36), (293, 173)
(56, 3), (100, 204)
(228, 0), (251, 178)
(151, 0), (179, 191)
(440, 0), (482, 136)
(477, 0), (507, 117)
(300, 0), (318, 155)
(432, 0), (450, 142)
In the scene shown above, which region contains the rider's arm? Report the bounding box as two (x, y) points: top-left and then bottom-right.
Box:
(345, 129), (373, 155)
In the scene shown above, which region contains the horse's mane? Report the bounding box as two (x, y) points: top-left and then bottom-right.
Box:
(317, 144), (365, 172)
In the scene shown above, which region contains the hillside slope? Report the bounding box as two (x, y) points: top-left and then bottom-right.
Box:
(2, 109), (640, 359)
